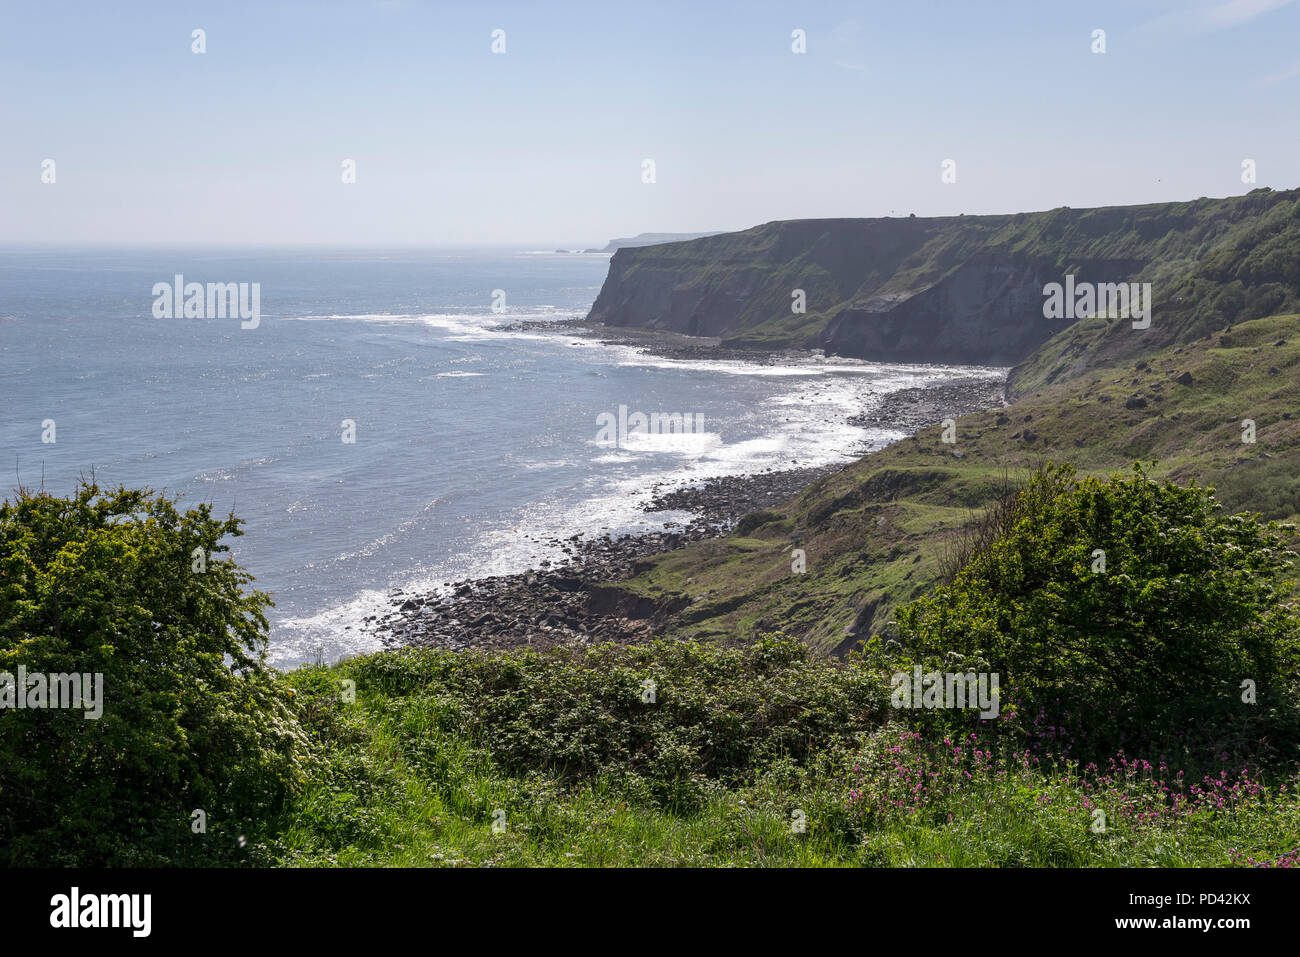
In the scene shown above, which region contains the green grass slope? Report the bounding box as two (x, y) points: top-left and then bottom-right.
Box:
(274, 635), (1300, 867)
(615, 313), (1300, 654)
(1011, 191), (1300, 395)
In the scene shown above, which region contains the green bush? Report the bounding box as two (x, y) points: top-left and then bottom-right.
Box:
(0, 483), (311, 865)
(345, 635), (889, 813)
(872, 464), (1300, 745)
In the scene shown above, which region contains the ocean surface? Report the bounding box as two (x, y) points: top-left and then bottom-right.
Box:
(0, 247), (997, 667)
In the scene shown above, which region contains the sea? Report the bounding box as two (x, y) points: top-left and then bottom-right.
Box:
(0, 246), (997, 668)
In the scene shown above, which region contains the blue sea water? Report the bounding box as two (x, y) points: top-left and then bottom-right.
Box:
(0, 247), (997, 667)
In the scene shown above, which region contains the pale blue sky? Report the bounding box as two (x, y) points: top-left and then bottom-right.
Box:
(3, 0), (1298, 245)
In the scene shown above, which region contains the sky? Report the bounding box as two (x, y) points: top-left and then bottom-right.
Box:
(2, 0), (1298, 246)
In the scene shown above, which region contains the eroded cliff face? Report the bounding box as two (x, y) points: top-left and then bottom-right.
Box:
(586, 217), (948, 345)
(821, 253), (1147, 365)
(587, 234), (1138, 364)
(584, 189), (1300, 366)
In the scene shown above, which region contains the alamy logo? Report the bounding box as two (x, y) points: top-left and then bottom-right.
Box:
(595, 404), (706, 448)
(0, 667), (103, 719)
(152, 274), (261, 329)
(1042, 274), (1151, 329)
(890, 667), (1000, 718)
(50, 887), (150, 937)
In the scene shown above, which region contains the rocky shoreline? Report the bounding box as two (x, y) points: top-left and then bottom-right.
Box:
(848, 376), (1007, 434)
(366, 323), (1006, 654)
(368, 468), (839, 653)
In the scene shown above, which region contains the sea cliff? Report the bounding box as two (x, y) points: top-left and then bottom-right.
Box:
(586, 188), (1300, 369)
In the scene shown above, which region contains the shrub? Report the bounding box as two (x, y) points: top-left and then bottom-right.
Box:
(871, 464), (1300, 752)
(0, 483), (311, 865)
(345, 635), (889, 812)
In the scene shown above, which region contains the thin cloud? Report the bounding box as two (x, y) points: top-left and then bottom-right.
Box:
(1259, 59), (1300, 85)
(1201, 0), (1294, 29)
(1137, 0), (1294, 34)
(830, 20), (867, 72)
